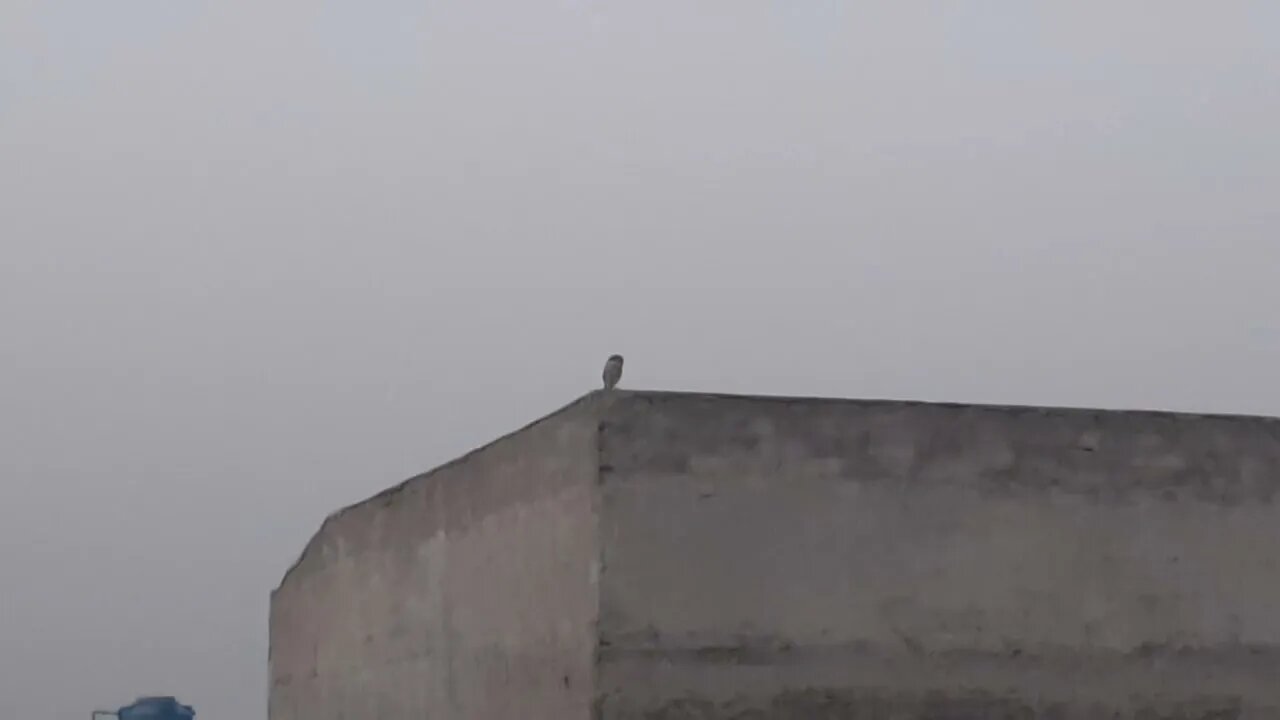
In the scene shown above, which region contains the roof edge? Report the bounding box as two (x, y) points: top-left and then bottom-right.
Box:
(614, 389), (1280, 423)
(271, 390), (605, 597)
(271, 387), (1279, 597)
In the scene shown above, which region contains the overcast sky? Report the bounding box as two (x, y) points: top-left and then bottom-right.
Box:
(2, 2), (1279, 719)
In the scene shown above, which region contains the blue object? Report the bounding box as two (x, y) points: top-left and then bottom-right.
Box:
(116, 697), (195, 720)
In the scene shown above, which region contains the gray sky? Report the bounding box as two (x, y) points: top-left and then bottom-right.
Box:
(2, 3), (1279, 719)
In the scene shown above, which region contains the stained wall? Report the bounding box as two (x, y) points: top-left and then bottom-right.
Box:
(596, 393), (1280, 719)
(269, 397), (600, 720)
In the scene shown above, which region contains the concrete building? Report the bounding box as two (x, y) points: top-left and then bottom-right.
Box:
(269, 390), (1280, 719)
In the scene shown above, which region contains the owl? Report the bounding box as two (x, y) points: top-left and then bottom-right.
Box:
(602, 354), (624, 389)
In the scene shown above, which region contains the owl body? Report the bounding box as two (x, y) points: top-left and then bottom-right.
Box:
(602, 354), (624, 389)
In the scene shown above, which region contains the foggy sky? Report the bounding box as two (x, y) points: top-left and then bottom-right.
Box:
(3, 3), (1279, 719)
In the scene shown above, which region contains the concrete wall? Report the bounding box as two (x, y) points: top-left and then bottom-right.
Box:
(270, 390), (1280, 719)
(269, 397), (600, 720)
(596, 393), (1280, 719)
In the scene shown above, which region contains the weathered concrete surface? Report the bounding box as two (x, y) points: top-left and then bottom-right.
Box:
(270, 390), (1280, 720)
(596, 393), (1280, 719)
(269, 396), (601, 720)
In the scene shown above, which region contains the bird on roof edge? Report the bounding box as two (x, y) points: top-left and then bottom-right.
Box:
(602, 354), (624, 390)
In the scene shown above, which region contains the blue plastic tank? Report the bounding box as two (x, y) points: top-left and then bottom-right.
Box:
(116, 697), (195, 720)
